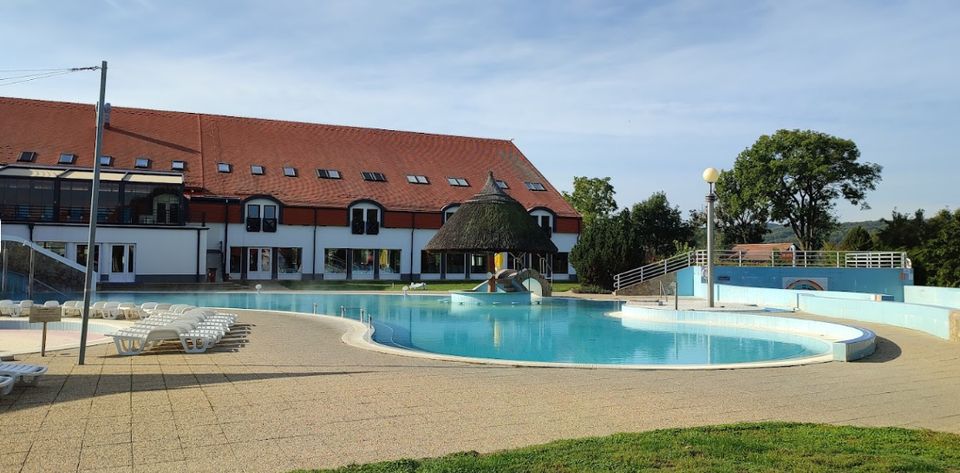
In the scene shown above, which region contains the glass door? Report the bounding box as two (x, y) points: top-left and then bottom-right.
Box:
(247, 247), (272, 279)
(109, 244), (136, 283)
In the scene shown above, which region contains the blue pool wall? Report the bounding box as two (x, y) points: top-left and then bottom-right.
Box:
(903, 286), (960, 309)
(678, 268), (957, 340)
(680, 266), (910, 301)
(620, 305), (876, 361)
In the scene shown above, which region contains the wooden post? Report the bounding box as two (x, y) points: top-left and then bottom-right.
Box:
(41, 322), (48, 357)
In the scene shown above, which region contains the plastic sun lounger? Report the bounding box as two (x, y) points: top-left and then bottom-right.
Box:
(0, 302), (15, 317)
(15, 301), (33, 318)
(43, 300), (60, 308)
(101, 302), (123, 320)
(0, 375), (14, 396)
(110, 325), (192, 356)
(0, 363), (48, 386)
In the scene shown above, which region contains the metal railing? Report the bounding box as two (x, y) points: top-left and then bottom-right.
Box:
(0, 203), (183, 226)
(613, 249), (909, 292)
(340, 305), (371, 326)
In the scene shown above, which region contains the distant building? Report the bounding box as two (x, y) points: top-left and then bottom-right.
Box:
(0, 97), (580, 283)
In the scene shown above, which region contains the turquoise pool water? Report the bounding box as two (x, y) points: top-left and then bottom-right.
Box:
(94, 292), (831, 365)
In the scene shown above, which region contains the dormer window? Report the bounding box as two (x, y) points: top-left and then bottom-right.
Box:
(525, 181), (546, 191)
(135, 157), (151, 169)
(58, 153), (76, 165)
(99, 156), (113, 167)
(361, 171), (387, 182)
(350, 204), (381, 235)
(171, 160), (186, 171)
(217, 163), (232, 173)
(283, 166), (297, 177)
(447, 177), (469, 187)
(246, 201), (278, 233)
(251, 165), (265, 175)
(496, 179), (509, 189)
(316, 169), (341, 179)
(406, 175), (429, 184)
(17, 151), (37, 162)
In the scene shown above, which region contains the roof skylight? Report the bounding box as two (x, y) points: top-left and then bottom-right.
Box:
(17, 151), (37, 162)
(406, 175), (429, 184)
(251, 165), (265, 175)
(525, 181), (546, 191)
(172, 160), (186, 171)
(99, 156), (113, 167)
(361, 171), (387, 182)
(283, 166), (297, 177)
(495, 179), (509, 189)
(217, 163), (232, 173)
(58, 153), (76, 165)
(316, 169), (341, 179)
(447, 177), (469, 187)
(135, 157), (151, 169)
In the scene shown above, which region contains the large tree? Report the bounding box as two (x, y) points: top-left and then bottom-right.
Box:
(730, 129), (882, 250)
(569, 209), (642, 289)
(838, 225), (874, 251)
(714, 169), (769, 245)
(631, 192), (693, 262)
(562, 176), (617, 226)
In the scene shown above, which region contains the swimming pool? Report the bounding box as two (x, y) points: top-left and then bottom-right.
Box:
(93, 292), (834, 366)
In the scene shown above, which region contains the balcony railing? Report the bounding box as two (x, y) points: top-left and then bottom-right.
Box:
(0, 204), (183, 226)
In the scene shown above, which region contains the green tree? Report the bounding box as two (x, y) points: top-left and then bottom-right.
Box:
(631, 192), (693, 262)
(913, 209), (960, 287)
(876, 209), (927, 250)
(570, 209), (642, 289)
(838, 225), (874, 251)
(715, 169), (769, 245)
(730, 129), (882, 250)
(561, 176), (618, 226)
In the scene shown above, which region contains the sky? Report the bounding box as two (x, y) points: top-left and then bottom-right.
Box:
(2, 0), (958, 221)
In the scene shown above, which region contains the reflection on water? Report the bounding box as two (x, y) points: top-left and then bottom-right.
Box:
(96, 292), (830, 365)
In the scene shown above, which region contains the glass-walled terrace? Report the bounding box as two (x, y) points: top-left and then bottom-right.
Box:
(0, 176), (185, 226)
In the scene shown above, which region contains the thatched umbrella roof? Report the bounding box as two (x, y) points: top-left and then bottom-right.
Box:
(424, 172), (558, 254)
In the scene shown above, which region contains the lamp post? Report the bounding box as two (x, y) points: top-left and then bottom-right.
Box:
(702, 167), (719, 308)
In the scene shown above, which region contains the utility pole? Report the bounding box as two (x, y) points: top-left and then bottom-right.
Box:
(79, 60), (107, 365)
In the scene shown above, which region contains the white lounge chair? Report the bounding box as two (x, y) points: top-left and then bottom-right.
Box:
(43, 300), (60, 308)
(0, 375), (14, 396)
(409, 282), (427, 290)
(108, 309), (237, 355)
(0, 301), (15, 317)
(101, 302), (123, 320)
(0, 363), (48, 386)
(61, 301), (81, 317)
(15, 300), (33, 318)
(89, 301), (106, 318)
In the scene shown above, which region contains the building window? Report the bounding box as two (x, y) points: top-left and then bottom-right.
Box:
(495, 179), (509, 189)
(135, 157), (151, 169)
(447, 177), (469, 187)
(245, 203), (277, 232)
(277, 248), (302, 273)
(99, 156), (113, 167)
(246, 204), (261, 232)
(324, 248), (347, 273)
(283, 166), (297, 177)
(351, 206), (380, 235)
(154, 194), (181, 224)
(17, 151), (37, 162)
(263, 204), (277, 232)
(531, 214), (553, 236)
(351, 249), (377, 275)
(470, 254), (487, 274)
(525, 181), (546, 191)
(40, 242), (66, 257)
(316, 169), (341, 179)
(553, 252), (569, 274)
(58, 153), (76, 165)
(229, 247), (242, 273)
(446, 253), (466, 274)
(421, 252), (441, 273)
(251, 165), (265, 175)
(76, 244), (100, 273)
(361, 171), (387, 182)
(443, 205), (459, 223)
(379, 249), (401, 275)
(172, 160), (186, 171)
(217, 163), (232, 173)
(406, 175), (429, 184)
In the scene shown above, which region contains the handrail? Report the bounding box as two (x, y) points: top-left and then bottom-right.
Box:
(614, 249), (909, 292)
(1, 234), (93, 275)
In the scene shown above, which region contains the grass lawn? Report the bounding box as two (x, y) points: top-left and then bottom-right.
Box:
(296, 422), (960, 472)
(279, 280), (581, 293)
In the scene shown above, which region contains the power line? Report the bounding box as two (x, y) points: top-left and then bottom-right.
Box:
(0, 66), (100, 87)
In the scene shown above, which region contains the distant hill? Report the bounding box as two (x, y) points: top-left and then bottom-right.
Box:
(763, 220), (886, 245)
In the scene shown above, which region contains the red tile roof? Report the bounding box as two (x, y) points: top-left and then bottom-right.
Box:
(0, 97), (578, 217)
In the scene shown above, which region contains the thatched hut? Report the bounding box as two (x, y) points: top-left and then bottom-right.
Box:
(425, 172), (556, 291)
(425, 172), (558, 254)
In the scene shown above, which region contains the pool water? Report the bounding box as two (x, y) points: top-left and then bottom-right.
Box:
(94, 292), (831, 366)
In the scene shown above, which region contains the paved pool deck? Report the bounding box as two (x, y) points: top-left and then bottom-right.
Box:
(1, 298), (959, 473)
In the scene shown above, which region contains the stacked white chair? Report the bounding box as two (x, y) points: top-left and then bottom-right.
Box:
(107, 308), (237, 355)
